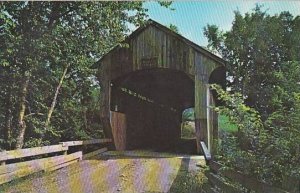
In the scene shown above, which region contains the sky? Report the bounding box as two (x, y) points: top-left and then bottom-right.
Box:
(141, 1), (300, 47)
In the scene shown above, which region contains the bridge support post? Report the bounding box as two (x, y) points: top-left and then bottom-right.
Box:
(98, 57), (116, 150)
(194, 53), (209, 154)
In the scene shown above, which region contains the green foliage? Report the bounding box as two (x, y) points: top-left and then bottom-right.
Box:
(182, 108), (194, 121)
(218, 115), (238, 133)
(169, 164), (206, 193)
(168, 24), (180, 34)
(204, 6), (300, 119)
(0, 2), (167, 149)
(212, 84), (300, 185)
(205, 7), (300, 186)
(158, 1), (174, 10)
(181, 122), (195, 139)
(211, 84), (263, 152)
(261, 62), (300, 182)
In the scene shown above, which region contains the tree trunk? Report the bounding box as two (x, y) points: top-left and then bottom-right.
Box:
(15, 73), (30, 149)
(4, 85), (13, 150)
(45, 64), (69, 127)
(83, 107), (88, 131)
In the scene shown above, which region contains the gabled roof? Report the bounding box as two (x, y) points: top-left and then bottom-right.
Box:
(93, 19), (225, 68)
(130, 19), (225, 65)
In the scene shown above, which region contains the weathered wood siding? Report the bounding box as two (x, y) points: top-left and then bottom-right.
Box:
(107, 24), (221, 84)
(110, 25), (200, 81)
(110, 111), (126, 150)
(97, 55), (113, 139)
(97, 21), (225, 152)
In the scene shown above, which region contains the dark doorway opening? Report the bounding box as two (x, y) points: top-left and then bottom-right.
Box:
(110, 69), (195, 153)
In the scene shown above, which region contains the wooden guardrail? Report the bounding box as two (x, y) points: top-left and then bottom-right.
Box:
(200, 141), (211, 162)
(0, 138), (112, 185)
(200, 141), (299, 193)
(59, 138), (112, 147)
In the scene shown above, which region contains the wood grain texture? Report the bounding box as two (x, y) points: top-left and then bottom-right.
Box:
(0, 151), (82, 185)
(200, 141), (211, 161)
(96, 20), (225, 152)
(0, 144), (68, 162)
(110, 111), (127, 150)
(60, 139), (112, 147)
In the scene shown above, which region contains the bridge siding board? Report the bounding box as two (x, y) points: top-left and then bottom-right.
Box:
(211, 97), (218, 157)
(194, 53), (208, 151)
(98, 55), (113, 139)
(110, 112), (127, 150)
(116, 25), (207, 78)
(208, 90), (217, 154)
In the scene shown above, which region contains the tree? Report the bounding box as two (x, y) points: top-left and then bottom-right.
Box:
(205, 6), (300, 187)
(204, 6), (300, 119)
(0, 2), (172, 149)
(212, 73), (300, 186)
(168, 24), (180, 34)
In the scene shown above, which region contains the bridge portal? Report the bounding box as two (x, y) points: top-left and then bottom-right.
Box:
(95, 20), (225, 154)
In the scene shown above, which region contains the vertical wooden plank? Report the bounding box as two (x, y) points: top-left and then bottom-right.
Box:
(143, 28), (147, 67)
(110, 112), (127, 150)
(156, 29), (162, 67)
(135, 35), (141, 70)
(166, 35), (170, 68)
(194, 52), (209, 153)
(149, 26), (154, 62)
(99, 56), (113, 140)
(163, 33), (167, 68)
(212, 96), (218, 158)
(206, 85), (211, 151)
(206, 89), (217, 154)
(189, 48), (195, 75)
(170, 37), (176, 70)
(132, 39), (136, 71)
(142, 26), (146, 62)
(136, 34), (140, 70)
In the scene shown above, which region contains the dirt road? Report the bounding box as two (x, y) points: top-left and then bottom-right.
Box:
(0, 151), (207, 193)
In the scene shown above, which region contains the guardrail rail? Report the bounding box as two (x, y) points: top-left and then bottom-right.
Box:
(0, 138), (112, 185)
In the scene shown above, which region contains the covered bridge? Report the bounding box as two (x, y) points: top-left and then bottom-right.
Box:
(94, 20), (225, 154)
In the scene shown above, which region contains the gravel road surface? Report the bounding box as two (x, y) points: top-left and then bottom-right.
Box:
(0, 151), (207, 193)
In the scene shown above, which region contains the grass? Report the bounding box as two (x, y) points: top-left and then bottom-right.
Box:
(181, 114), (238, 138)
(168, 160), (208, 193)
(181, 122), (195, 139)
(218, 114), (238, 133)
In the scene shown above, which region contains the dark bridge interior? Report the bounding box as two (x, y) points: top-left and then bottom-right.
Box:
(110, 69), (195, 151)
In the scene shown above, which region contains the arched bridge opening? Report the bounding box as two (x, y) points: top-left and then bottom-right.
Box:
(94, 19), (226, 155)
(110, 69), (195, 151)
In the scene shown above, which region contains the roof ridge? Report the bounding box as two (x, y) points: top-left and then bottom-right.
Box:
(93, 19), (225, 69)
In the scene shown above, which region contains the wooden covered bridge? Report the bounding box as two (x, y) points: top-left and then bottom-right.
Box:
(2, 20), (298, 193)
(94, 19), (226, 154)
